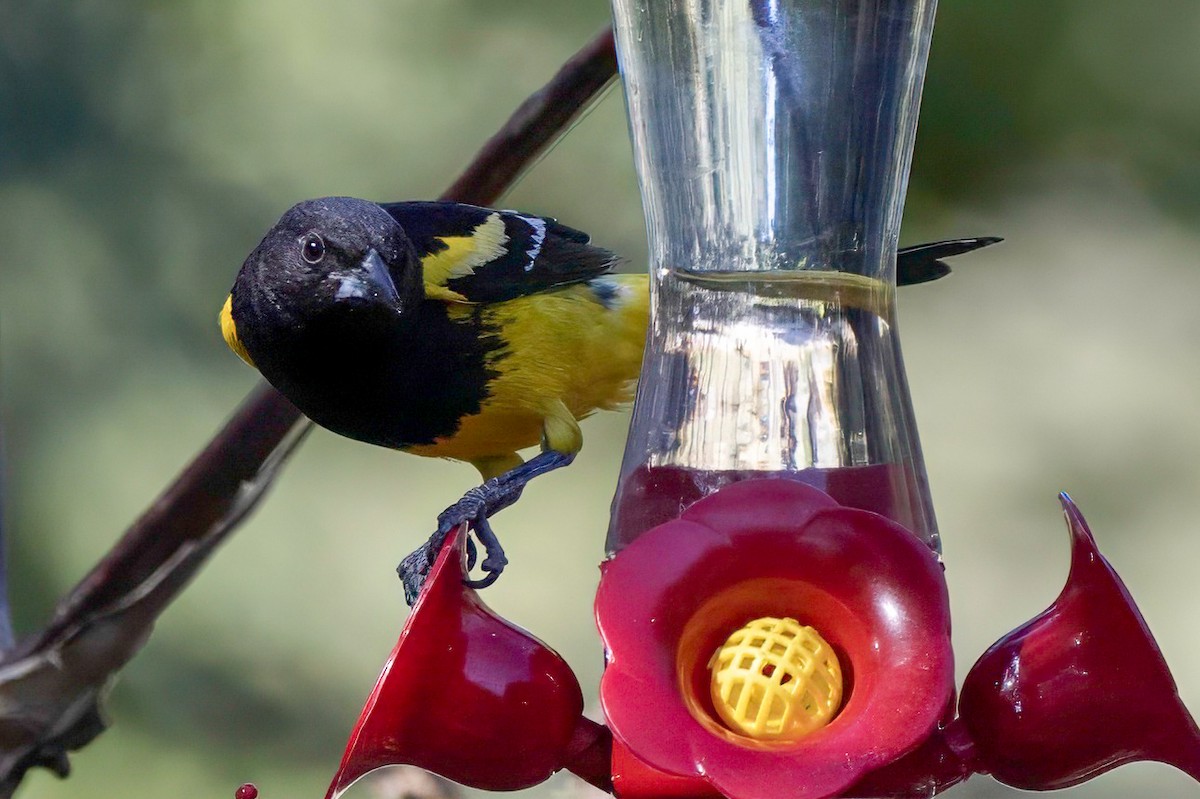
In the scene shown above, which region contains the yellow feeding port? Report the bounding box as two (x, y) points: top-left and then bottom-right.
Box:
(708, 616), (842, 741)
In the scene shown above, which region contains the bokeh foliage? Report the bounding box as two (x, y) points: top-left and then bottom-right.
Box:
(2, 2), (1199, 798)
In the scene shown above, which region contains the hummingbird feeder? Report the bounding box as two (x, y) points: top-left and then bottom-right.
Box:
(323, 2), (1200, 798)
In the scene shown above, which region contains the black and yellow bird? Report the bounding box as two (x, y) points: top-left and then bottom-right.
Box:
(220, 196), (997, 602)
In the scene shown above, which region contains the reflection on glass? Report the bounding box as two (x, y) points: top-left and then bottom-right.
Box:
(607, 0), (940, 551)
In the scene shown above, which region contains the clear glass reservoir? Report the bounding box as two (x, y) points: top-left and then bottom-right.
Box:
(607, 0), (941, 551)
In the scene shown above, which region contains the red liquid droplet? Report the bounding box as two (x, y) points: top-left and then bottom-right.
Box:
(234, 783), (258, 799)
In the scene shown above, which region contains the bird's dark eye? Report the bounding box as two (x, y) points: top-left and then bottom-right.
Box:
(301, 233), (326, 264)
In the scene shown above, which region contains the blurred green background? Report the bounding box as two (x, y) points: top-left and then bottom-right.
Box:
(3, 1), (1200, 798)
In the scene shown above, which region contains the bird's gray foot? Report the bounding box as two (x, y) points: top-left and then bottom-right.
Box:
(396, 450), (575, 605)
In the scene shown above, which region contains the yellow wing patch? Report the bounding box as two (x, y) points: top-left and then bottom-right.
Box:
(420, 212), (508, 303)
(219, 294), (255, 367)
(405, 277), (649, 468)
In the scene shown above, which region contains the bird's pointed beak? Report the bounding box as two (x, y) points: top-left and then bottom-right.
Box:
(335, 248), (402, 307)
(361, 249), (401, 306)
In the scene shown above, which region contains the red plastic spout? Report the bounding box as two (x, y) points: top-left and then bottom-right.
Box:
(848, 492), (1200, 797)
(325, 526), (587, 798)
(954, 493), (1200, 790)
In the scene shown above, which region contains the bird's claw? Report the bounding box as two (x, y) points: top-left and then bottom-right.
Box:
(397, 541), (436, 606)
(463, 570), (502, 590)
(436, 488), (488, 537)
(461, 547), (507, 590)
(465, 536), (478, 571)
(465, 516), (508, 589)
(397, 451), (574, 605)
(451, 506), (509, 592)
(397, 492), (510, 606)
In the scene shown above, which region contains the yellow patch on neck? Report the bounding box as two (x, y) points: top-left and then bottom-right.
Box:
(421, 212), (508, 294)
(219, 294), (255, 367)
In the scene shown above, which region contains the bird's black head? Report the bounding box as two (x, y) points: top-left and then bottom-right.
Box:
(230, 197), (423, 348)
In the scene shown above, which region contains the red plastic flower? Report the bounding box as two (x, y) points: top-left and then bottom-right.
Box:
(596, 478), (954, 799)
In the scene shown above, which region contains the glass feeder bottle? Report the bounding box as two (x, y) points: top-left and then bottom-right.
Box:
(607, 0), (941, 552)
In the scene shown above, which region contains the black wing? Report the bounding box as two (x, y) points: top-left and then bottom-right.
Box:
(382, 201), (619, 303)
